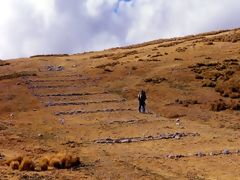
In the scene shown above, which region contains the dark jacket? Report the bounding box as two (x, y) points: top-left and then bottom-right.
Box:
(138, 90), (146, 103)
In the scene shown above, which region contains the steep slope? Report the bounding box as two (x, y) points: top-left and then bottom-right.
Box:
(0, 28), (240, 179)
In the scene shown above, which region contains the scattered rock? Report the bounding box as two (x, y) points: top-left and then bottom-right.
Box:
(174, 135), (180, 139)
(47, 65), (64, 71)
(55, 108), (133, 116)
(59, 118), (65, 125)
(195, 152), (206, 157)
(37, 133), (43, 137)
(0, 153), (5, 159)
(223, 149), (230, 155)
(95, 132), (199, 144)
(10, 113), (14, 118)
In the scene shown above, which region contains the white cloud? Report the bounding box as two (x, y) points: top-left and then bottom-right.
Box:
(0, 0), (240, 59)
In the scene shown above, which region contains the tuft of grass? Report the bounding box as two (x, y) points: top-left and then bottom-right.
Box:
(5, 156), (23, 166)
(19, 157), (35, 171)
(38, 157), (49, 171)
(6, 153), (81, 171)
(49, 157), (62, 169)
(46, 153), (81, 169)
(10, 161), (19, 170)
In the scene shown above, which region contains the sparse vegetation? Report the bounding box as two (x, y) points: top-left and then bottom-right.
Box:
(210, 99), (240, 111)
(0, 71), (37, 81)
(144, 77), (166, 84)
(176, 47), (187, 52)
(1, 28), (240, 179)
(90, 53), (114, 59)
(0, 61), (10, 66)
(189, 59), (240, 102)
(5, 153), (81, 171)
(174, 58), (183, 61)
(175, 99), (200, 107)
(19, 158), (35, 171)
(10, 161), (19, 170)
(111, 50), (138, 60)
(95, 61), (119, 69)
(204, 41), (214, 45)
(30, 54), (69, 58)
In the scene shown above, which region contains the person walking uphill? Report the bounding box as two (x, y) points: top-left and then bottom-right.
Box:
(138, 90), (147, 113)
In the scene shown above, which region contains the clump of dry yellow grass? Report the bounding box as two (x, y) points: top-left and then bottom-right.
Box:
(49, 152), (81, 169)
(5, 156), (23, 166)
(10, 161), (19, 170)
(19, 157), (35, 171)
(38, 157), (49, 171)
(5, 152), (81, 171)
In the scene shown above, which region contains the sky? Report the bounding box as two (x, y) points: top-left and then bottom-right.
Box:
(0, 0), (240, 59)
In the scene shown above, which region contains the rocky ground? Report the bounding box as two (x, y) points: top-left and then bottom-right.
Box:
(0, 28), (240, 179)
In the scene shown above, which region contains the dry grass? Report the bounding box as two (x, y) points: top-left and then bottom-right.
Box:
(38, 157), (49, 171)
(49, 152), (80, 169)
(19, 157), (35, 171)
(176, 47), (187, 52)
(30, 54), (69, 58)
(190, 59), (240, 102)
(1, 27), (240, 179)
(0, 71), (37, 81)
(210, 99), (240, 111)
(5, 156), (23, 166)
(144, 77), (166, 84)
(0, 61), (10, 66)
(95, 62), (119, 69)
(49, 157), (62, 169)
(10, 161), (19, 170)
(90, 53), (114, 59)
(210, 99), (228, 111)
(5, 153), (81, 171)
(111, 50), (138, 60)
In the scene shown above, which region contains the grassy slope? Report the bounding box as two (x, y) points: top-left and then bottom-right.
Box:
(0, 28), (240, 179)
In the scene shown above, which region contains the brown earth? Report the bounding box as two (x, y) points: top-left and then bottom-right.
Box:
(0, 28), (240, 179)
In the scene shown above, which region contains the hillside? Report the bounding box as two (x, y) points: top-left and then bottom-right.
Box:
(0, 28), (240, 179)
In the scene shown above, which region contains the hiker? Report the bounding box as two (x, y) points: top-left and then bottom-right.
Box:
(138, 90), (147, 113)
